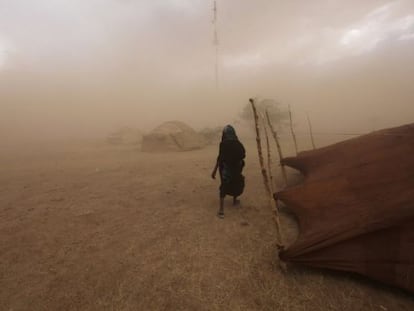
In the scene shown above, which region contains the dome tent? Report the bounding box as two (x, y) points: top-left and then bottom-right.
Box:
(141, 121), (206, 152)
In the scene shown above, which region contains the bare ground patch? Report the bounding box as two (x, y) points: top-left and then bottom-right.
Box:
(0, 140), (413, 310)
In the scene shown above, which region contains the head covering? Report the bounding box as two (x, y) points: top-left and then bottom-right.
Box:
(222, 125), (238, 141)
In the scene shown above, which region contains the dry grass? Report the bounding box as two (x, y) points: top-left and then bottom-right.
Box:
(0, 138), (413, 310)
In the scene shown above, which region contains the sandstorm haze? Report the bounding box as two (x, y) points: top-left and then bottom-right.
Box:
(1, 0), (414, 143)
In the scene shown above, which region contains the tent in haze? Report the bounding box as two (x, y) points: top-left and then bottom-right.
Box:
(141, 121), (206, 152)
(107, 127), (143, 145)
(277, 123), (414, 293)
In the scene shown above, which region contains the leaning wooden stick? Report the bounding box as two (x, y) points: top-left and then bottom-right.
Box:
(250, 98), (283, 248)
(288, 104), (298, 155)
(261, 113), (274, 193)
(307, 112), (316, 149)
(265, 110), (288, 186)
(250, 99), (271, 195)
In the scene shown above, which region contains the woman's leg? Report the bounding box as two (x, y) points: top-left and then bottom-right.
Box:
(218, 195), (225, 218)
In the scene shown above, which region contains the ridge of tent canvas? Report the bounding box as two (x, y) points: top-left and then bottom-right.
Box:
(277, 123), (414, 293)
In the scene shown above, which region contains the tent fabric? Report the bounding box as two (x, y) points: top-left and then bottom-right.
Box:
(141, 121), (206, 152)
(277, 123), (414, 293)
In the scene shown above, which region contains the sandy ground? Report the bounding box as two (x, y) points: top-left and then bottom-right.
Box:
(1, 137), (413, 311)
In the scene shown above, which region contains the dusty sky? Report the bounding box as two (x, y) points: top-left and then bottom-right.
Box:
(1, 0), (414, 141)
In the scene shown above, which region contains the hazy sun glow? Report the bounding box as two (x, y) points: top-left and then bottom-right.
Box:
(339, 2), (414, 56)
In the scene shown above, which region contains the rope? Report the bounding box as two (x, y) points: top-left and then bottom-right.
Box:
(276, 131), (414, 138)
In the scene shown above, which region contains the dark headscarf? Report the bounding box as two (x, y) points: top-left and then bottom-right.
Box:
(221, 125), (238, 142)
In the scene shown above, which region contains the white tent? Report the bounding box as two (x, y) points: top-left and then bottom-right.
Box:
(141, 121), (206, 152)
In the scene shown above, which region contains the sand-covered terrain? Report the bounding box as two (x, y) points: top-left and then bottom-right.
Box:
(1, 137), (413, 311)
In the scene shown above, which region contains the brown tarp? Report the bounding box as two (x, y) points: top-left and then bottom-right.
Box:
(277, 123), (414, 293)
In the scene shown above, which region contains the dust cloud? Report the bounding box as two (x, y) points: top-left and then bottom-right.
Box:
(1, 0), (414, 144)
(2, 2), (414, 309)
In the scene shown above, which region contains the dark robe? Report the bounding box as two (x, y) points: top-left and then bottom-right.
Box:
(217, 139), (245, 197)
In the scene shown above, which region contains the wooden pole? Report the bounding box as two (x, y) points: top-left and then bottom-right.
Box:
(261, 113), (274, 193)
(250, 99), (270, 195)
(307, 112), (316, 149)
(288, 105), (298, 155)
(265, 110), (288, 186)
(250, 99), (283, 248)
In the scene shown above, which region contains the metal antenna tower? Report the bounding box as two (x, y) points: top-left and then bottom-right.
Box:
(213, 1), (219, 90)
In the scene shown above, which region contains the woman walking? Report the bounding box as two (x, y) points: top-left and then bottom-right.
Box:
(211, 125), (246, 218)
